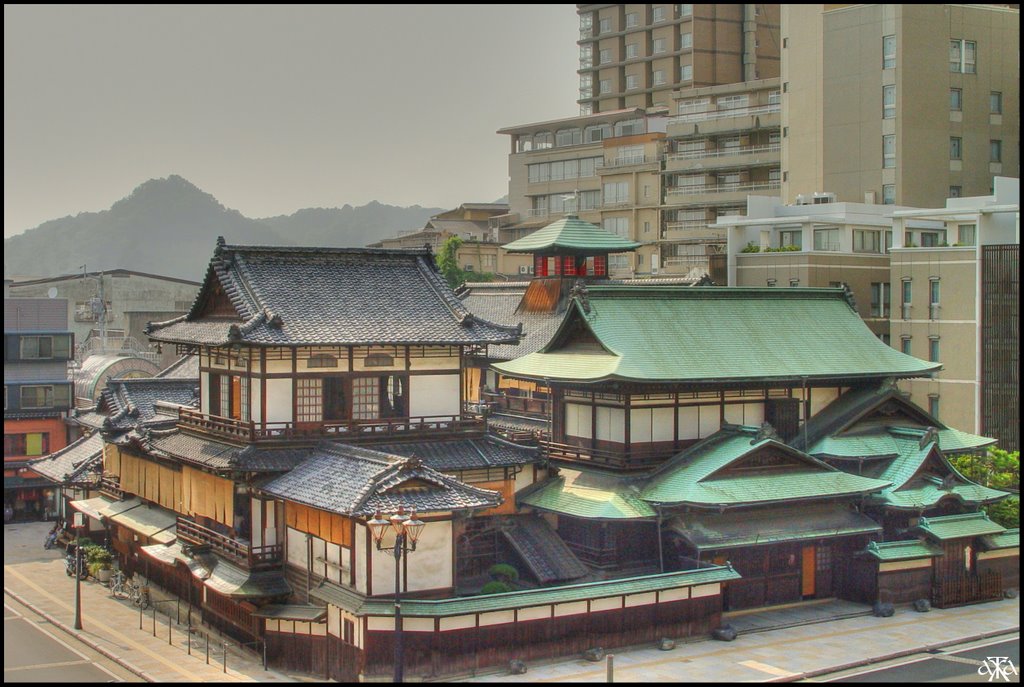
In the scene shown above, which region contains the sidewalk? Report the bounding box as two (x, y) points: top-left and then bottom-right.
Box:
(4, 521), (310, 683)
(456, 593), (1019, 682)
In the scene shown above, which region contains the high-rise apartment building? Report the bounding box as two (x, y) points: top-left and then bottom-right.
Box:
(783, 3), (1019, 208)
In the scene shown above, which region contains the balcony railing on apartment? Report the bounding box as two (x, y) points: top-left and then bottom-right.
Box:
(598, 154), (654, 169)
(541, 440), (668, 471)
(669, 103), (781, 125)
(668, 143), (780, 162)
(176, 516), (283, 569)
(178, 407), (485, 444)
(667, 181), (780, 196)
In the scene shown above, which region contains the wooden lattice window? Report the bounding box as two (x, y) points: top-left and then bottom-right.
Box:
(352, 377), (379, 420)
(296, 378), (323, 423)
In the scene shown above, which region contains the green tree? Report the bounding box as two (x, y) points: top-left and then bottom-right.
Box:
(438, 235), (467, 288)
(949, 448), (1020, 528)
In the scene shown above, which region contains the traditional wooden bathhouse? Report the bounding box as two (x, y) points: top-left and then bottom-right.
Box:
(28, 432), (104, 536)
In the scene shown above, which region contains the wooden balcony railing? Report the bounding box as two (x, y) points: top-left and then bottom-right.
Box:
(99, 474), (125, 501)
(176, 516), (283, 569)
(177, 407), (485, 444)
(481, 391), (551, 418)
(540, 440), (668, 471)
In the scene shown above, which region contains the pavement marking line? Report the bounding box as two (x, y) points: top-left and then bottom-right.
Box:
(931, 654), (986, 666)
(4, 565), (249, 682)
(738, 659), (798, 677)
(5, 659), (92, 672)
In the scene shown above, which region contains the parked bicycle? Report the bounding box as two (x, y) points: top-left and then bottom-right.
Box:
(44, 525), (62, 550)
(109, 570), (149, 609)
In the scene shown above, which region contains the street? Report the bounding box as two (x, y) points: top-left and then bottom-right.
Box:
(4, 595), (141, 683)
(819, 636), (1020, 683)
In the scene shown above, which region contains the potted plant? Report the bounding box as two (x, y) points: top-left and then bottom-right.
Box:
(87, 547), (114, 584)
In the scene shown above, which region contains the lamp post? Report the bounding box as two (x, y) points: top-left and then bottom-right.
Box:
(367, 507), (426, 684)
(73, 514), (84, 630)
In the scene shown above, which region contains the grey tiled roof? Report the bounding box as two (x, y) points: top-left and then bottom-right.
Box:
(372, 436), (537, 472)
(145, 428), (311, 473)
(27, 432), (104, 486)
(101, 378), (199, 430)
(500, 515), (588, 584)
(155, 355), (201, 379)
(260, 441), (501, 516)
(146, 242), (522, 347)
(457, 284), (561, 360)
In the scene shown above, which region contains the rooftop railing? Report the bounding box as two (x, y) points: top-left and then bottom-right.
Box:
(669, 103), (780, 125)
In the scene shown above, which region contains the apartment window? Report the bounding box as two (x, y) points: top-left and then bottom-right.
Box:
(990, 91), (1003, 114)
(789, 278), (800, 288)
(813, 228), (840, 251)
(20, 384), (70, 409)
(608, 254), (630, 270)
(626, 43), (639, 59)
(599, 48), (612, 65)
(579, 156), (601, 177)
(882, 35), (896, 69)
(871, 282), (891, 317)
(990, 140), (1002, 163)
(680, 32), (692, 49)
(957, 224), (976, 246)
(599, 17), (611, 34)
(653, 37), (667, 54)
(949, 185), (962, 198)
(717, 95), (749, 111)
(677, 97), (710, 115)
(599, 79), (612, 94)
(949, 137), (962, 160)
(928, 394), (940, 418)
(626, 74), (641, 90)
(949, 39), (976, 74)
(614, 119), (643, 137)
(602, 217), (630, 238)
(900, 336), (912, 355)
(653, 6), (666, 22)
(950, 88), (962, 111)
(853, 229), (881, 253)
(929, 336), (940, 363)
(579, 189), (601, 210)
(779, 230), (802, 250)
(769, 169), (781, 182)
(882, 85), (896, 119)
(768, 90), (781, 105)
(882, 184), (895, 205)
(556, 128), (582, 147)
(929, 278), (941, 320)
(534, 132), (553, 149)
(718, 172), (741, 188)
(19, 335), (71, 360)
(680, 64), (693, 81)
(920, 232), (941, 247)
(882, 134), (895, 168)
(653, 70), (666, 86)
(4, 432), (50, 457)
(603, 182), (629, 205)
(901, 278), (912, 319)
(625, 12), (639, 28)
(679, 4), (693, 17)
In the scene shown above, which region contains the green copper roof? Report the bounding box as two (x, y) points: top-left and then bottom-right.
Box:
(641, 426), (891, 506)
(520, 468), (656, 519)
(493, 287), (940, 384)
(980, 528), (1019, 551)
(808, 433), (901, 459)
(669, 503), (881, 551)
(935, 427), (998, 453)
(310, 567), (740, 617)
(858, 540), (945, 561)
(912, 512), (1006, 541)
(501, 216), (641, 255)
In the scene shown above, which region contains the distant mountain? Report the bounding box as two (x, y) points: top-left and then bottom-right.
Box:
(3, 175), (444, 281)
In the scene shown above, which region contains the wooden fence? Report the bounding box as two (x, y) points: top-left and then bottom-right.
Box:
(932, 571), (1003, 608)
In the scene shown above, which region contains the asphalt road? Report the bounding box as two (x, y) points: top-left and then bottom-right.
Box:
(822, 636), (1020, 683)
(4, 595), (142, 683)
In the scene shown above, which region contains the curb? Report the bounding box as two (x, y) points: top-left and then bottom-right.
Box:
(767, 624), (1021, 682)
(4, 587), (156, 682)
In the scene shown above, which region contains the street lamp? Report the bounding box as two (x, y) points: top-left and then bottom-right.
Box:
(368, 507), (426, 683)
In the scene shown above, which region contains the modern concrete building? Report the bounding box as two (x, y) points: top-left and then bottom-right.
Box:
(782, 3), (1020, 208)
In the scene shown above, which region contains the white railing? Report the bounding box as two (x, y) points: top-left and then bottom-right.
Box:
(598, 155), (651, 169)
(664, 220), (708, 232)
(666, 181), (781, 196)
(668, 143), (780, 162)
(669, 103), (781, 125)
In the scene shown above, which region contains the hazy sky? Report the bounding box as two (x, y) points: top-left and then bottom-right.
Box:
(3, 4), (580, 237)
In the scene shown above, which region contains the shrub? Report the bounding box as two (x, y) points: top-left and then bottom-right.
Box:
(87, 547), (114, 569)
(481, 581), (514, 595)
(740, 242), (761, 253)
(986, 496), (1019, 529)
(488, 563), (519, 583)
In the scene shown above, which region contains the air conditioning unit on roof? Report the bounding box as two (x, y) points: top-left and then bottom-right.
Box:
(812, 192), (836, 204)
(519, 265), (530, 274)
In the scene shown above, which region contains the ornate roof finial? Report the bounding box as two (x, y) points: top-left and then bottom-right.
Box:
(569, 279), (590, 313)
(841, 282), (857, 311)
(752, 422), (780, 444)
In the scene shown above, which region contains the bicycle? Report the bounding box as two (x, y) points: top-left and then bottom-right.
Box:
(109, 571), (150, 609)
(109, 570), (129, 599)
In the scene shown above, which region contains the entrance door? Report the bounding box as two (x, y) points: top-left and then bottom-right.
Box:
(801, 545), (816, 597)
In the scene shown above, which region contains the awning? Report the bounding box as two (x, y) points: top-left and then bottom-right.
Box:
(108, 501), (177, 544)
(100, 497), (144, 518)
(669, 503), (882, 551)
(204, 558), (291, 599)
(140, 541), (188, 566)
(251, 604), (326, 622)
(69, 495), (117, 522)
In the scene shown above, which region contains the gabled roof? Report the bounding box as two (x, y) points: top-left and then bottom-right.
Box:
(146, 239), (522, 348)
(371, 436), (537, 472)
(501, 216), (641, 255)
(155, 355), (200, 379)
(144, 427), (310, 473)
(493, 286), (940, 384)
(499, 515), (589, 583)
(259, 442), (501, 516)
(641, 425), (891, 507)
(979, 528), (1019, 551)
(520, 467), (656, 519)
(911, 512), (1006, 541)
(457, 282), (562, 361)
(857, 539), (945, 561)
(100, 378), (199, 431)
(27, 432), (104, 486)
(796, 382), (996, 453)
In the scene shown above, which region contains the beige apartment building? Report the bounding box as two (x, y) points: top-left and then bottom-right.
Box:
(783, 3), (1020, 208)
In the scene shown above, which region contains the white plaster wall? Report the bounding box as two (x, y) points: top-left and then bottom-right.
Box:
(286, 526), (307, 568)
(371, 520), (452, 595)
(811, 388), (840, 417)
(251, 500), (263, 547)
(355, 523), (368, 594)
(517, 605), (551, 622)
(200, 371), (210, 415)
(724, 402), (765, 426)
(514, 465), (537, 494)
(565, 403), (592, 439)
(409, 375), (460, 417)
(249, 378), (262, 423)
(409, 355), (460, 371)
(697, 406), (721, 437)
(265, 356), (294, 374)
(265, 378), (293, 424)
(595, 406), (624, 443)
